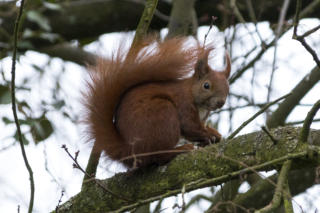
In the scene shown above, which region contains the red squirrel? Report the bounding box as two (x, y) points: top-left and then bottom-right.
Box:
(84, 37), (230, 168)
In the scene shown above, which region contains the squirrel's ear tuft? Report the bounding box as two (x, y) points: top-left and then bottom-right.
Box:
(223, 51), (231, 78)
(194, 48), (211, 79)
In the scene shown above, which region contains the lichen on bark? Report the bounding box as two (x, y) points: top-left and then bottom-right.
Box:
(55, 126), (320, 213)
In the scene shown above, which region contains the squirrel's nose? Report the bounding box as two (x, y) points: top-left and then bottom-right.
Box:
(216, 100), (225, 108)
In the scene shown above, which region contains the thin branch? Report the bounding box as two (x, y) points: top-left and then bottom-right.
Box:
(205, 180), (242, 212)
(10, 1), (35, 213)
(231, 167), (314, 212)
(299, 99), (320, 142)
(55, 190), (65, 213)
(292, 0), (320, 68)
(266, 66), (320, 128)
(244, 0), (265, 45)
(203, 16), (217, 47)
(267, 0), (291, 104)
(299, 24), (320, 38)
(184, 194), (213, 211)
(229, 39), (275, 84)
(119, 149), (194, 162)
(292, 0), (301, 37)
(61, 145), (87, 174)
(255, 160), (292, 213)
(61, 145), (131, 202)
(294, 36), (320, 68)
(228, 93), (291, 139)
(217, 152), (302, 213)
(229, 0), (320, 85)
(229, 0), (258, 45)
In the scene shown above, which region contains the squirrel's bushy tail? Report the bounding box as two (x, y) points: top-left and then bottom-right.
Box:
(83, 37), (200, 161)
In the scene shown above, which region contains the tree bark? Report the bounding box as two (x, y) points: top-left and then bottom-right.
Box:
(55, 127), (320, 212)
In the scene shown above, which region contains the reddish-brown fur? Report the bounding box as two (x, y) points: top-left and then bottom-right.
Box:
(84, 37), (231, 168)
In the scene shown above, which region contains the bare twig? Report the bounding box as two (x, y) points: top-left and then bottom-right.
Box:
(61, 145), (131, 202)
(119, 149), (193, 162)
(229, 39), (275, 84)
(261, 126), (279, 145)
(10, 1), (35, 213)
(184, 194), (213, 211)
(299, 99), (320, 142)
(203, 16), (217, 47)
(228, 93), (291, 139)
(230, 0), (320, 85)
(294, 37), (320, 68)
(299, 24), (320, 38)
(55, 190), (65, 213)
(61, 145), (87, 174)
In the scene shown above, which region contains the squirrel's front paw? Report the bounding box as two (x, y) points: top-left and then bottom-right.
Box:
(206, 127), (222, 143)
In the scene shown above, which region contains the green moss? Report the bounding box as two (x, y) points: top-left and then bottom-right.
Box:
(56, 127), (320, 212)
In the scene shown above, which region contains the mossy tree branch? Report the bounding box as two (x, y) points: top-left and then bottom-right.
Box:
(56, 126), (320, 213)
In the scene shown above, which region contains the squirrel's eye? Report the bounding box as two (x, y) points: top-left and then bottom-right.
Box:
(203, 82), (210, 90)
